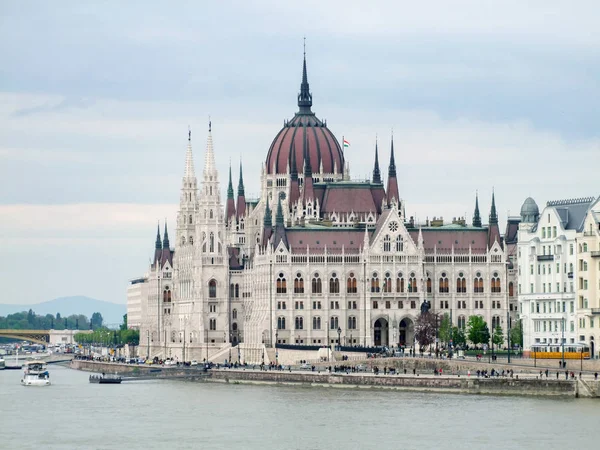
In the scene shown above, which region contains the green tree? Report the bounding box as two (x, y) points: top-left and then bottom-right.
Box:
(438, 313), (452, 345)
(510, 320), (523, 348)
(91, 312), (103, 329)
(467, 316), (490, 346)
(492, 325), (504, 348)
(451, 326), (466, 348)
(120, 314), (128, 331)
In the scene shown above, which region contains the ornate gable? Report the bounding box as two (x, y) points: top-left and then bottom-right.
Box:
(369, 207), (417, 255)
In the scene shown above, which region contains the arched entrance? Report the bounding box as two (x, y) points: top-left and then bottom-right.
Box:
(374, 318), (389, 347)
(398, 318), (414, 347)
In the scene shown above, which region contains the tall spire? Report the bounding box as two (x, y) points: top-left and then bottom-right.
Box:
(162, 221), (170, 249)
(297, 38), (313, 113)
(473, 192), (482, 227)
(264, 197), (272, 227)
(290, 141), (298, 181)
(372, 139), (381, 184)
(155, 222), (162, 249)
(236, 159), (247, 219)
(204, 119), (216, 177)
(226, 162), (236, 224)
(489, 190), (498, 225)
(227, 163), (234, 199)
(276, 196), (284, 226)
(386, 134), (399, 207)
(237, 160), (245, 197)
(388, 134), (396, 178)
(184, 127), (195, 179)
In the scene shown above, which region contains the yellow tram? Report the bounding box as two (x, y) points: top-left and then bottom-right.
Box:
(527, 343), (590, 360)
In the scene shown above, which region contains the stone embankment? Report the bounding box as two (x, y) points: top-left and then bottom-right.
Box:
(70, 359), (599, 398)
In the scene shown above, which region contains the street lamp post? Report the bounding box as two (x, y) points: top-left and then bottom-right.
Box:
(147, 330), (150, 360)
(337, 327), (342, 351)
(275, 331), (279, 366)
(561, 317), (566, 369)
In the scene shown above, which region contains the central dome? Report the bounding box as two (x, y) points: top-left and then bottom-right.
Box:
(265, 55), (344, 176)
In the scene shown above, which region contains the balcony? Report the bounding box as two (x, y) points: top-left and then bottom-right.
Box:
(591, 308), (600, 315)
(537, 255), (554, 261)
(591, 251), (600, 258)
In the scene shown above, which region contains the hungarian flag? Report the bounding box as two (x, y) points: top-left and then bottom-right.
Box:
(343, 139), (350, 149)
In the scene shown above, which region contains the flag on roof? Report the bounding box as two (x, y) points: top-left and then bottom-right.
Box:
(343, 139), (350, 148)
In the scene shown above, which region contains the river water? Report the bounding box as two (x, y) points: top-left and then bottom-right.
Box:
(0, 365), (598, 450)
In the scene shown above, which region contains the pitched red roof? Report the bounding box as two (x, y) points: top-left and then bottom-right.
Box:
(408, 227), (489, 254)
(285, 228), (367, 254)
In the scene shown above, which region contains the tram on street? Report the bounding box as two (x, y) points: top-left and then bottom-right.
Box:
(528, 343), (590, 360)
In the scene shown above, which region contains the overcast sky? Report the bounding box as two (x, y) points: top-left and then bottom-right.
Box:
(1, 1), (599, 306)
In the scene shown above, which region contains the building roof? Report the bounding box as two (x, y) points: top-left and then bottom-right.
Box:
(285, 228), (367, 254)
(546, 197), (595, 232)
(408, 226), (489, 254)
(319, 182), (382, 215)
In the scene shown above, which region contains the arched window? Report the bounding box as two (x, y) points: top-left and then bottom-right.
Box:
(383, 234), (391, 252)
(458, 316), (466, 329)
(232, 309), (237, 320)
(210, 209), (213, 219)
(396, 235), (403, 252)
(277, 316), (286, 330)
(569, 263), (574, 273)
(348, 316), (357, 330)
(439, 273), (449, 293)
(408, 274), (417, 293)
(181, 236), (186, 245)
(208, 279), (217, 298)
(509, 281), (514, 297)
(347, 272), (357, 294)
(583, 243), (588, 252)
(229, 283), (234, 298)
(209, 232), (215, 252)
(189, 214), (192, 224)
(492, 315), (501, 331)
(235, 284), (239, 298)
(474, 272), (484, 293)
(209, 318), (216, 331)
(312, 273), (322, 294)
(396, 273), (405, 293)
(330, 316), (339, 330)
(456, 273), (466, 293)
(276, 273), (287, 294)
(294, 273), (305, 294)
(329, 273), (340, 294)
(295, 316), (304, 330)
(383, 272), (392, 293)
(163, 287), (172, 303)
(427, 276), (432, 293)
(189, 236), (193, 245)
(371, 272), (380, 293)
(491, 273), (501, 293)
(313, 316), (321, 330)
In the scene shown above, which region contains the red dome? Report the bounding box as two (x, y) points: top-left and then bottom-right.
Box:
(265, 53), (345, 176)
(266, 114), (344, 175)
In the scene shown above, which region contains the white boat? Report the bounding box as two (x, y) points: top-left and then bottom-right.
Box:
(0, 356), (5, 370)
(20, 361), (51, 386)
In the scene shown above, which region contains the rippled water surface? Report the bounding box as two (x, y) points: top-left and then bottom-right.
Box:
(0, 365), (598, 450)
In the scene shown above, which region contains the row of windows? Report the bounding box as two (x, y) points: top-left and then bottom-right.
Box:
(277, 316), (359, 330)
(277, 300), (359, 310)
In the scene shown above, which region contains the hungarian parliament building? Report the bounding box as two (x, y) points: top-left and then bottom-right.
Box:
(128, 54), (517, 363)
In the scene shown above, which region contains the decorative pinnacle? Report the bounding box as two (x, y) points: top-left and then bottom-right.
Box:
(227, 162), (234, 199)
(155, 222), (162, 249)
(238, 159), (245, 197)
(489, 190), (498, 225)
(473, 191), (482, 227)
(372, 139), (381, 184)
(388, 134), (396, 178)
(297, 39), (312, 113)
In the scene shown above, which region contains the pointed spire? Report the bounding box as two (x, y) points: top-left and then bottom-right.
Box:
(237, 160), (245, 197)
(489, 190), (498, 225)
(473, 191), (482, 227)
(204, 119), (216, 177)
(290, 141), (298, 181)
(372, 139), (381, 184)
(388, 134), (396, 178)
(184, 127), (196, 179)
(227, 163), (234, 199)
(297, 38), (313, 113)
(162, 221), (170, 249)
(155, 222), (162, 249)
(276, 196), (284, 226)
(264, 198), (272, 227)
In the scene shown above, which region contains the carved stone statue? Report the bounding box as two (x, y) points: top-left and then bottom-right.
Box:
(420, 299), (431, 314)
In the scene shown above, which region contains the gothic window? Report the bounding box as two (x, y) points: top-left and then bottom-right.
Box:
(458, 316), (466, 330)
(408, 274), (417, 293)
(229, 283), (234, 298)
(232, 309), (237, 320)
(396, 273), (404, 293)
(189, 236), (193, 245)
(456, 273), (466, 293)
(509, 282), (514, 297)
(492, 315), (501, 330)
(313, 316), (321, 330)
(277, 316), (286, 330)
(210, 186), (213, 195)
(330, 316), (339, 330)
(163, 287), (172, 303)
(346, 273), (357, 294)
(202, 232), (206, 252)
(474, 272), (484, 293)
(189, 214), (193, 224)
(396, 235), (403, 252)
(210, 209), (214, 219)
(427, 276), (432, 293)
(209, 318), (216, 331)
(383, 234), (391, 252)
(295, 316), (304, 330)
(235, 284), (239, 298)
(439, 273), (449, 293)
(491, 273), (501, 293)
(209, 232), (215, 253)
(371, 272), (380, 293)
(329, 273), (340, 294)
(276, 273), (287, 294)
(383, 272), (392, 293)
(312, 273), (322, 294)
(209, 279), (217, 298)
(294, 273), (304, 294)
(348, 316), (357, 330)
(181, 236), (186, 245)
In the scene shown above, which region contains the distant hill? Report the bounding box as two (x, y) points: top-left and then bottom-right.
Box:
(0, 296), (126, 327)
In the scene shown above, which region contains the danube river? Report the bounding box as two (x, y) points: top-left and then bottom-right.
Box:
(1, 365), (598, 450)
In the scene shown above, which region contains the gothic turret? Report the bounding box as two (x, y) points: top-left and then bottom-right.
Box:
(297, 44), (312, 114)
(163, 222), (170, 249)
(372, 140), (381, 184)
(177, 128), (198, 248)
(472, 192), (482, 227)
(225, 163), (236, 225)
(155, 223), (162, 249)
(236, 160), (246, 219)
(489, 191), (498, 225)
(487, 191), (501, 249)
(386, 135), (399, 207)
